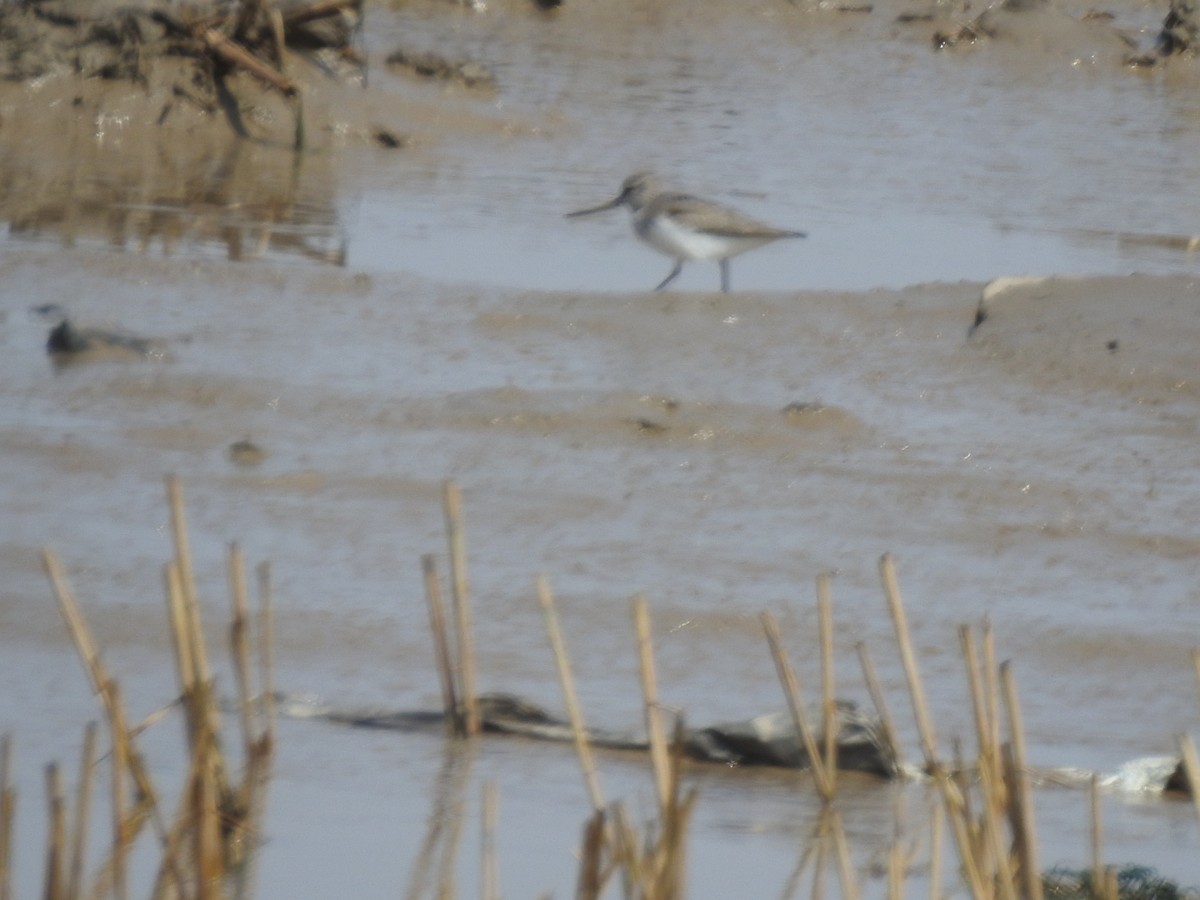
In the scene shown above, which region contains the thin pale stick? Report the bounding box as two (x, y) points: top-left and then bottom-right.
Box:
(632, 594), (670, 813)
(760, 612), (833, 800)
(66, 722), (98, 900)
(855, 641), (906, 773)
(536, 575), (605, 812)
(256, 562), (277, 750)
(228, 543), (258, 762)
(443, 481), (480, 736)
(42, 551), (162, 827)
(817, 573), (837, 790)
(1000, 662), (1043, 900)
(110, 683), (128, 900)
(164, 562), (195, 696)
(422, 554), (459, 730)
(879, 554), (938, 771)
(982, 618), (1001, 774)
(165, 476), (210, 686)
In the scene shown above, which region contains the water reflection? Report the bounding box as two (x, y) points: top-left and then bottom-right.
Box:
(404, 741), (476, 900)
(0, 133), (345, 265)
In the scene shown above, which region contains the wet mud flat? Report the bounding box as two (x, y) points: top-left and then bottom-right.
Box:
(3, 0), (1200, 895)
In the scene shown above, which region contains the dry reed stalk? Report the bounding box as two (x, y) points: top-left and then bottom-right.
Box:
(482, 781), (499, 900)
(999, 663), (1042, 900)
(66, 722), (98, 900)
(256, 561), (277, 752)
(977, 747), (1018, 900)
(166, 477), (209, 687)
(632, 594), (671, 814)
(0, 735), (12, 900)
(536, 575), (605, 812)
(982, 619), (1001, 775)
(878, 554), (938, 771)
(421, 554), (460, 732)
(443, 481), (481, 737)
(228, 543), (258, 764)
(855, 641), (905, 774)
(817, 574), (838, 790)
(760, 612), (834, 800)
(165, 562), (196, 700)
(109, 682), (129, 900)
(41, 551), (163, 835)
(44, 763), (65, 900)
(574, 808), (608, 900)
(1178, 732), (1200, 824)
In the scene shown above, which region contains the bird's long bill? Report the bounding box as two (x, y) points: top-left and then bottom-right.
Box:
(565, 195), (623, 218)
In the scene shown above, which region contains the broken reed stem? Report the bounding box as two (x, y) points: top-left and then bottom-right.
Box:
(982, 618), (1002, 773)
(1178, 733), (1200, 824)
(164, 563), (195, 704)
(228, 542), (258, 765)
(817, 573), (837, 791)
(1000, 662), (1043, 900)
(632, 594), (671, 814)
(0, 735), (11, 900)
(879, 553), (939, 771)
(855, 641), (906, 774)
(443, 481), (480, 737)
(167, 475), (210, 688)
(536, 575), (605, 812)
(109, 682), (129, 900)
(421, 554), (460, 732)
(41, 550), (163, 834)
(257, 561), (277, 751)
(44, 763), (65, 900)
(66, 722), (98, 900)
(760, 611), (834, 801)
(482, 781), (499, 900)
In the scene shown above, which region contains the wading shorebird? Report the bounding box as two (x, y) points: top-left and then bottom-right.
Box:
(566, 172), (806, 293)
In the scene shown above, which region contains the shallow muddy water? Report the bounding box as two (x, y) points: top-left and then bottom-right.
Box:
(3, 0), (1200, 895)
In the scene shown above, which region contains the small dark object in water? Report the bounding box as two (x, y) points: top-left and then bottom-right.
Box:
(532, 0), (563, 10)
(228, 438), (267, 467)
(1107, 339), (1119, 353)
(373, 128), (408, 149)
(46, 319), (155, 362)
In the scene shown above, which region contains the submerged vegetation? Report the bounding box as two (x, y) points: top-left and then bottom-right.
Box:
(3, 478), (1199, 897)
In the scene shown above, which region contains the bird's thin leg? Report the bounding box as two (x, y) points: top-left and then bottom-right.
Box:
(654, 260), (684, 291)
(720, 259), (731, 293)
